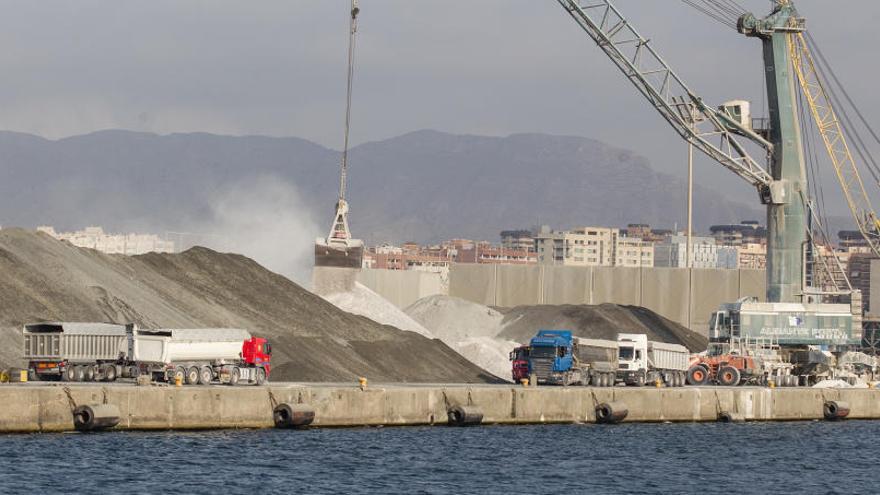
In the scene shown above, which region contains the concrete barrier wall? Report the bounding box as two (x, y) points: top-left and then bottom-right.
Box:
(356, 269), (444, 309)
(0, 384), (876, 433)
(445, 264), (766, 335)
(358, 265), (767, 335)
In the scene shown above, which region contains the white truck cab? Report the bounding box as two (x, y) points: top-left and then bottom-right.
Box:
(617, 333), (648, 376)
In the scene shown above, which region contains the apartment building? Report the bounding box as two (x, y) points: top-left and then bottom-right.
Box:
(535, 226), (653, 267)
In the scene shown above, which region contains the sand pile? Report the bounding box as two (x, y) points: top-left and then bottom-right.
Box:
(322, 283), (432, 338)
(0, 228), (497, 383)
(405, 296), (515, 380)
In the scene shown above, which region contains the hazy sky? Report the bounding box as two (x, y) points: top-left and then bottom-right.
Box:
(0, 0), (878, 207)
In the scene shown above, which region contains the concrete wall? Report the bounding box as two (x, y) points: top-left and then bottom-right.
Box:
(0, 384), (875, 433)
(356, 268), (444, 309)
(448, 264), (766, 335)
(356, 265), (767, 334)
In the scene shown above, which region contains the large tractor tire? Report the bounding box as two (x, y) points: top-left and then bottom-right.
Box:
(717, 366), (741, 387)
(687, 365), (709, 386)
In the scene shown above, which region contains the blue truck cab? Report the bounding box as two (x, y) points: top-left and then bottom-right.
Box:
(528, 330), (574, 385)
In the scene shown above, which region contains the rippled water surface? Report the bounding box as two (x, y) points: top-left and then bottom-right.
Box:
(0, 421), (875, 494)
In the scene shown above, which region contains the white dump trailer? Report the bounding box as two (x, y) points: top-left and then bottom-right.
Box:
(131, 328), (269, 385)
(616, 334), (689, 387)
(22, 322), (272, 385)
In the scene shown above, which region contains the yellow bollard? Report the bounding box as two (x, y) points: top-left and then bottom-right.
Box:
(768, 379), (775, 389)
(358, 377), (368, 391)
(175, 373), (183, 387)
(520, 378), (529, 387)
(0, 370), (8, 383)
(655, 379), (663, 388)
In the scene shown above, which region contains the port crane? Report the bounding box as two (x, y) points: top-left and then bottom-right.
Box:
(314, 0), (365, 269)
(554, 0), (879, 354)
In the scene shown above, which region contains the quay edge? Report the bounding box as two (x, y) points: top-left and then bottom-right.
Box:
(0, 384), (877, 433)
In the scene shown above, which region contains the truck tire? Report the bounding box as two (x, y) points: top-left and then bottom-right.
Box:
(229, 367), (241, 386)
(63, 366), (75, 382)
(687, 365), (709, 386)
(199, 367), (213, 385)
(580, 369), (590, 386)
(678, 372), (686, 387)
(256, 368), (267, 386)
(635, 372), (646, 387)
(104, 365), (117, 382)
(185, 367), (200, 385)
(84, 366), (96, 382)
(74, 366), (86, 382)
(607, 373), (616, 387)
(718, 366), (741, 387)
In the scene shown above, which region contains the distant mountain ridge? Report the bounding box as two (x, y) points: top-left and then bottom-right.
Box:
(0, 128), (761, 244)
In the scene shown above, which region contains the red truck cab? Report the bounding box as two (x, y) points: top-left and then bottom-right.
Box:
(509, 345), (530, 383)
(242, 337), (272, 376)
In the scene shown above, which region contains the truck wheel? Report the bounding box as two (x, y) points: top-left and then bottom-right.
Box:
(184, 367), (199, 385)
(199, 367), (213, 385)
(73, 366), (86, 382)
(256, 368), (267, 386)
(84, 366), (96, 382)
(635, 372), (646, 387)
(104, 365), (117, 382)
(229, 367), (241, 386)
(718, 366), (741, 387)
(687, 365), (709, 386)
(607, 373), (615, 387)
(679, 372), (686, 387)
(63, 366), (75, 382)
(581, 370), (590, 387)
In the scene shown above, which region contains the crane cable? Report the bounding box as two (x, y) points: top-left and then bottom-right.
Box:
(681, 0), (745, 30)
(805, 33), (880, 187)
(338, 0), (359, 203)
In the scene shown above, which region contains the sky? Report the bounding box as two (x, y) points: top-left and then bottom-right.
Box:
(0, 0), (877, 210)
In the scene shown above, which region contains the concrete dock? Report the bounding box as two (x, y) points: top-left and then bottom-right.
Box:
(1, 383), (878, 433)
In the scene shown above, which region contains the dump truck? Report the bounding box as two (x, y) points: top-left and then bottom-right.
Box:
(527, 330), (618, 386)
(23, 322), (271, 385)
(509, 345), (529, 383)
(616, 334), (689, 387)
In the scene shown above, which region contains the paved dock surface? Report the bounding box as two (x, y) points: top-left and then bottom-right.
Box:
(0, 382), (876, 432)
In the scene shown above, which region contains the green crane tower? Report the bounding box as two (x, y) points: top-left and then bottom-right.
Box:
(739, 1), (808, 304)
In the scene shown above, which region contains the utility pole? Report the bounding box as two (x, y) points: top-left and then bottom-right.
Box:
(687, 105), (695, 269)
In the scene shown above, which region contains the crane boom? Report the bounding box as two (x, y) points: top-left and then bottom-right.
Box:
(789, 32), (880, 258)
(555, 0), (774, 188)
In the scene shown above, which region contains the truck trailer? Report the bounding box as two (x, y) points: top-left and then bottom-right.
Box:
(616, 334), (689, 387)
(527, 330), (618, 386)
(23, 322), (271, 385)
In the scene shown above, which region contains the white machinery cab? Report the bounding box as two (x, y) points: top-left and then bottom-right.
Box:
(617, 333), (648, 372)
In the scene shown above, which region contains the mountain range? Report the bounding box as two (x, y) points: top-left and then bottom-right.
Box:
(0, 129), (763, 247)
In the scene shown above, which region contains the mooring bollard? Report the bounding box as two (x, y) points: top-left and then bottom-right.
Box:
(823, 400), (850, 421)
(273, 403), (316, 429)
(595, 401), (628, 424)
(73, 404), (121, 432)
(447, 405), (483, 426)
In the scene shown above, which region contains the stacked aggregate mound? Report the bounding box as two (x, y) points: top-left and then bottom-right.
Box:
(497, 303), (708, 352)
(323, 283), (432, 338)
(0, 228), (497, 383)
(404, 296), (520, 380)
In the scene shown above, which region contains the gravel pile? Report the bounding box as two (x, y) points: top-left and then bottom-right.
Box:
(0, 228), (497, 383)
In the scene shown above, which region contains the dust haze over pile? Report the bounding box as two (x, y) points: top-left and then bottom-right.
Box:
(180, 176), (321, 284)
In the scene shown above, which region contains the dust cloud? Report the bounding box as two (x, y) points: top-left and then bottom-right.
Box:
(181, 176), (321, 284)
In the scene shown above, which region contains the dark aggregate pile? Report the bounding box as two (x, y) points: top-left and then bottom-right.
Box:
(0, 228), (497, 383)
(497, 303), (708, 352)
